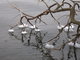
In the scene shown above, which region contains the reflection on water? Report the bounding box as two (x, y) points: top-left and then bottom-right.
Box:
(0, 1), (80, 60)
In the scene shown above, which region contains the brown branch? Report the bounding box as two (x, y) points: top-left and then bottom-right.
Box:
(26, 8), (71, 20)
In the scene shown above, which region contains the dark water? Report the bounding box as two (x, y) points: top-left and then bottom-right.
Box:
(0, 1), (80, 60)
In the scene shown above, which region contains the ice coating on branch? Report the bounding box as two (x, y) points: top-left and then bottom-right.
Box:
(35, 28), (41, 32)
(68, 39), (80, 48)
(8, 29), (14, 33)
(68, 42), (80, 48)
(57, 25), (64, 30)
(29, 25), (36, 29)
(21, 31), (28, 35)
(64, 24), (74, 32)
(44, 43), (54, 49)
(18, 24), (28, 28)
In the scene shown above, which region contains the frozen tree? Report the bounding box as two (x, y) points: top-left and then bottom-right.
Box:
(8, 0), (80, 60)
